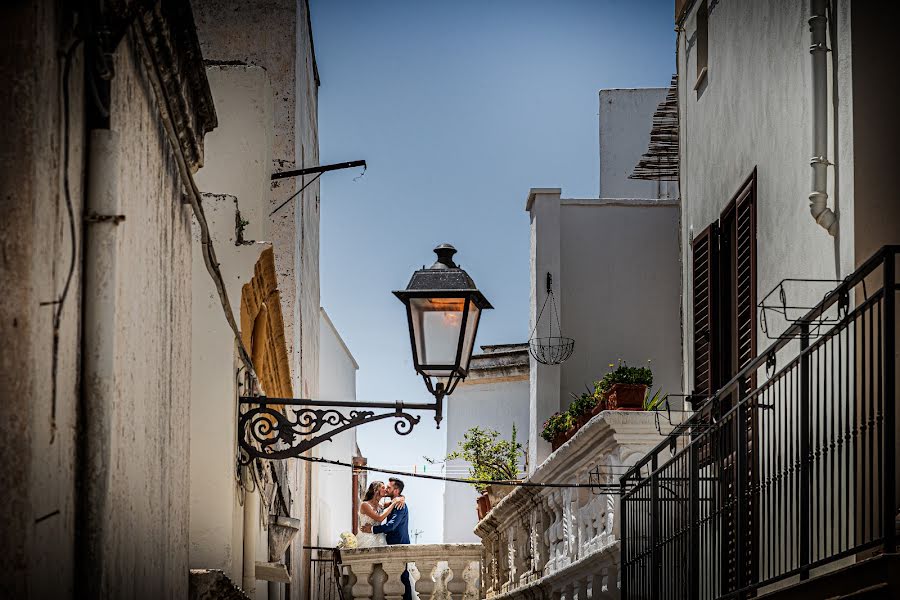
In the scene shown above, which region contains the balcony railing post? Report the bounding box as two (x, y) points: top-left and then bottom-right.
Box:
(799, 321), (811, 580)
(735, 378), (748, 597)
(620, 476), (628, 600)
(689, 436), (699, 598)
(650, 454), (660, 600)
(883, 251), (897, 553)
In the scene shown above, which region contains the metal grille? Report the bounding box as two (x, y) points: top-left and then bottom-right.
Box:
(306, 546), (345, 600)
(621, 246), (899, 600)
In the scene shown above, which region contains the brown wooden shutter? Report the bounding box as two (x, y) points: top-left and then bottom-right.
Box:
(691, 223), (718, 400)
(734, 182), (756, 374)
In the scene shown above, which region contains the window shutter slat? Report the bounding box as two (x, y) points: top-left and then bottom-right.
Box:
(735, 183), (756, 376)
(692, 223), (718, 401)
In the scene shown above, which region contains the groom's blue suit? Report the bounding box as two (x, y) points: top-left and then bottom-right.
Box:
(373, 504), (411, 600)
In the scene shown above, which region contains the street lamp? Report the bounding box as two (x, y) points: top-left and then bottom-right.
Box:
(394, 244), (493, 428)
(237, 243), (491, 462)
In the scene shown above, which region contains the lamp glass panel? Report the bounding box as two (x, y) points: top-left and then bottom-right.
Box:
(409, 297), (465, 376)
(458, 302), (481, 372)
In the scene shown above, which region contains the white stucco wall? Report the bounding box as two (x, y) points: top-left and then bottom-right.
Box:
(442, 378), (530, 543)
(677, 0), (855, 391)
(315, 309), (359, 547)
(190, 65), (274, 586)
(559, 199), (682, 403)
(192, 4), (322, 596)
(527, 190), (682, 470)
(599, 88), (677, 200)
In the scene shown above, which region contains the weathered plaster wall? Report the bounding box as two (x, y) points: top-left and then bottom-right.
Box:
(192, 0), (301, 365)
(677, 0), (855, 388)
(3, 1), (215, 597)
(0, 2), (83, 597)
(599, 88), (676, 199)
(314, 309), (358, 547)
(92, 35), (195, 599)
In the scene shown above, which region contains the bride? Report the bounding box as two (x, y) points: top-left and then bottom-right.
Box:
(356, 481), (405, 548)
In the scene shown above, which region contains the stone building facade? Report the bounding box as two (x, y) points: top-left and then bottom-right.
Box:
(0, 1), (216, 597)
(191, 1), (322, 597)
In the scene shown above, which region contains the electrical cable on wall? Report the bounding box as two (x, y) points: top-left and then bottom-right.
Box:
(133, 22), (257, 382)
(43, 38), (84, 443)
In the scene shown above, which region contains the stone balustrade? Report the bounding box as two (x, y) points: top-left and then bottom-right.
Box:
(340, 543), (482, 600)
(474, 411), (670, 599)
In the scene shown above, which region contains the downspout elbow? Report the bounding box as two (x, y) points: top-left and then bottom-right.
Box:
(809, 190), (837, 236)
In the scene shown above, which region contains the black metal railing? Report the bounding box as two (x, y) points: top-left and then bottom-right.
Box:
(306, 546), (345, 600)
(620, 246), (899, 600)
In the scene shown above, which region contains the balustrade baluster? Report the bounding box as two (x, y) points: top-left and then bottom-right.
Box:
(348, 562), (374, 600)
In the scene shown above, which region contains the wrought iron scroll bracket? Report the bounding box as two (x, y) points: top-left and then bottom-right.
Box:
(238, 396), (423, 464)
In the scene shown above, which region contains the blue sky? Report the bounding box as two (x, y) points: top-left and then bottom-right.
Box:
(311, 0), (675, 543)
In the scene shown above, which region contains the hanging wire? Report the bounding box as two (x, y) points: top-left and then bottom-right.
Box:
(297, 454), (623, 493)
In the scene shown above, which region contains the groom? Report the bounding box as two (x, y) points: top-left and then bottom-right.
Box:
(360, 477), (411, 600)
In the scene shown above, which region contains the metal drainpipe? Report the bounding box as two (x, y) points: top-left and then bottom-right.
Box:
(809, 0), (838, 236)
(78, 129), (121, 597)
(243, 468), (259, 595)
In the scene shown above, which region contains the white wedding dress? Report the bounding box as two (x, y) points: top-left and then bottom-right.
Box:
(356, 510), (387, 548)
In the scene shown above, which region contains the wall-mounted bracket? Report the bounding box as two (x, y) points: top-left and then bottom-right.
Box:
(237, 396), (435, 464)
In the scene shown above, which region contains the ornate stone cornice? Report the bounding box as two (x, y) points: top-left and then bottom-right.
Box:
(136, 0), (217, 171)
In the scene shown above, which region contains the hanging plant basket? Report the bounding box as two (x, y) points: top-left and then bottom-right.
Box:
(528, 273), (574, 365)
(528, 336), (574, 365)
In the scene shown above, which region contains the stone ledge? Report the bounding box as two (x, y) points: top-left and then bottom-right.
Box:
(475, 410), (669, 535)
(340, 543), (482, 564)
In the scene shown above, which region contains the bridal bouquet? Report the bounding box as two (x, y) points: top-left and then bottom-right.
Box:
(337, 532), (358, 549)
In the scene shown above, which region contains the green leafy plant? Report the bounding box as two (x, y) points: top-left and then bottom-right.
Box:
(541, 411), (575, 443)
(594, 360), (654, 397)
(643, 387), (668, 411)
(435, 425), (523, 493)
(568, 390), (598, 419)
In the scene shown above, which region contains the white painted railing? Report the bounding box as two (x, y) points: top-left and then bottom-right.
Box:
(474, 411), (669, 599)
(340, 543), (482, 600)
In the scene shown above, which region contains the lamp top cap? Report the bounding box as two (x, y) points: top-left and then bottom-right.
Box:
(393, 243), (493, 309)
(431, 243), (458, 269)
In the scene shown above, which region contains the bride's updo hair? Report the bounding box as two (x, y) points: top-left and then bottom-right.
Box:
(363, 481), (383, 501)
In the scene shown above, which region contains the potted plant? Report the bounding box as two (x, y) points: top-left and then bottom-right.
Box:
(643, 387), (669, 411)
(568, 390), (599, 429)
(432, 425), (523, 518)
(541, 412), (576, 451)
(595, 361), (654, 410)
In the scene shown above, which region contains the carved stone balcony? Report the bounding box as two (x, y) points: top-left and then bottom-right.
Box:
(474, 411), (669, 599)
(340, 543), (482, 599)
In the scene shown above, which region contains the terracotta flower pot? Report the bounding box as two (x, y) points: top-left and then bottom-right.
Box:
(476, 492), (491, 520)
(590, 398), (608, 417)
(486, 483), (515, 506)
(607, 383), (648, 410)
(551, 428), (572, 451)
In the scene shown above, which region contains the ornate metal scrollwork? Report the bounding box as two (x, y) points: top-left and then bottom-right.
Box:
(238, 397), (422, 464)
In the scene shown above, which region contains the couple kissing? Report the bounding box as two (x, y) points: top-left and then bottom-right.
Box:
(357, 477), (412, 600)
